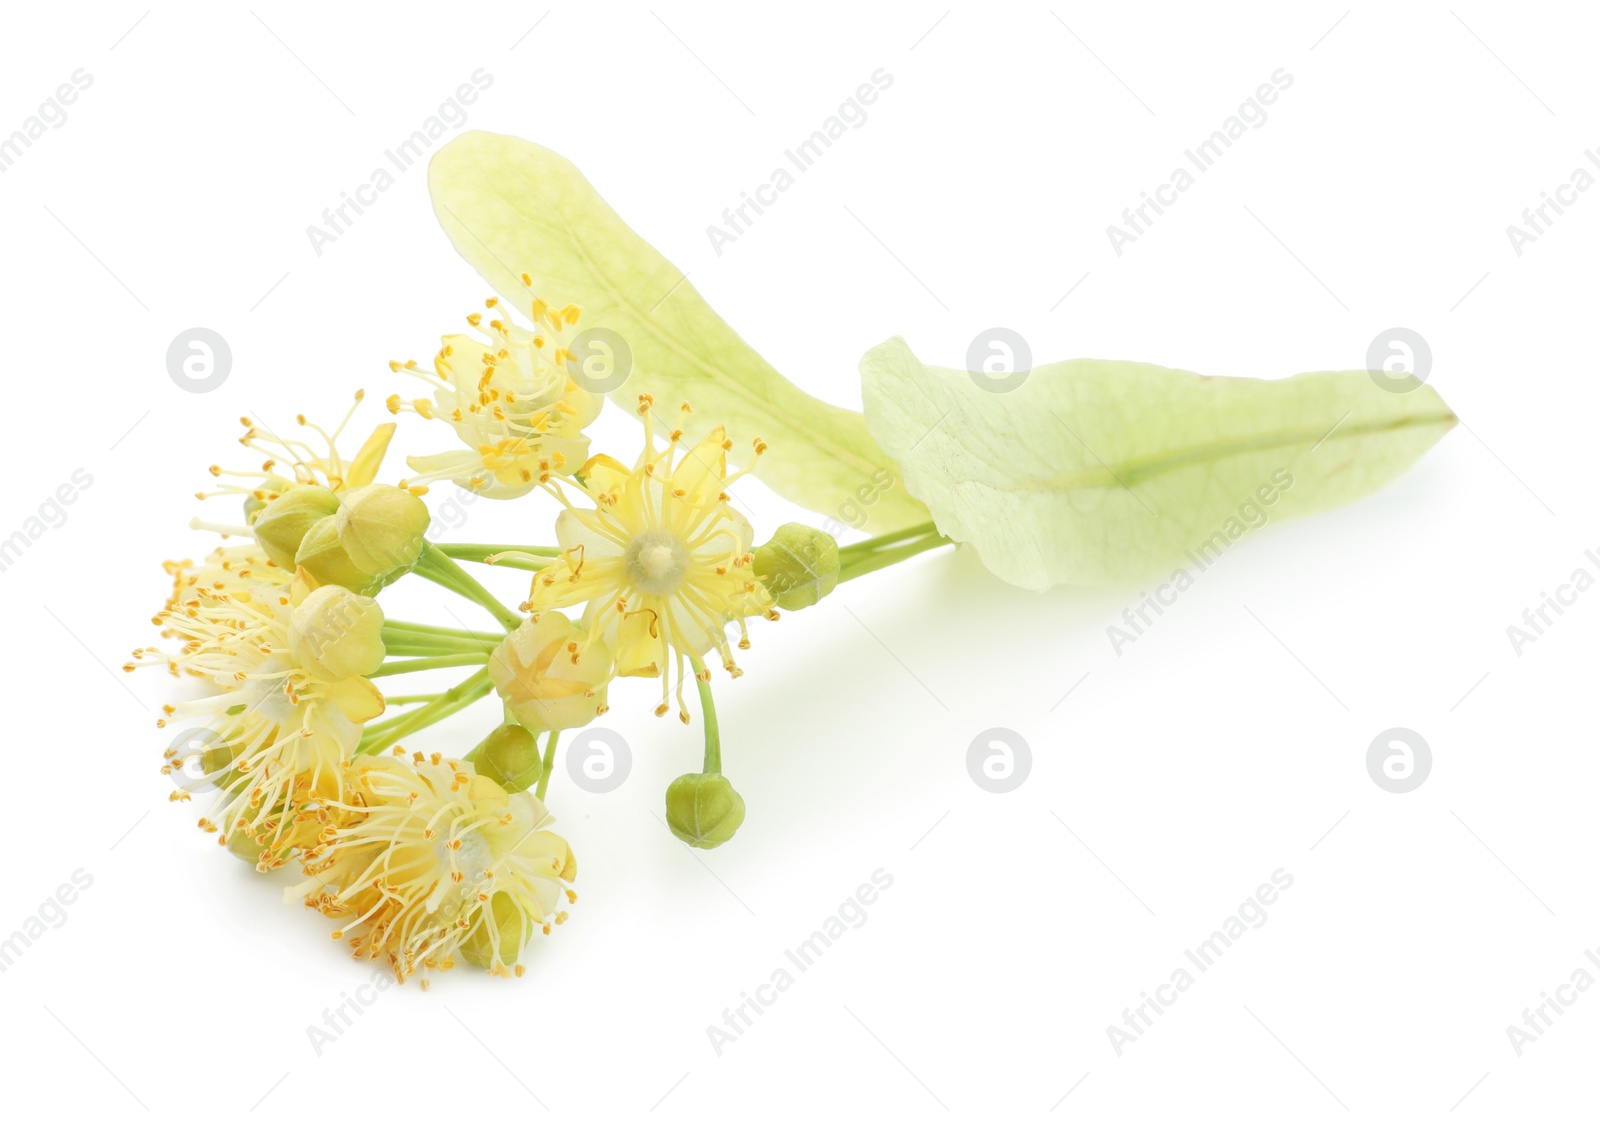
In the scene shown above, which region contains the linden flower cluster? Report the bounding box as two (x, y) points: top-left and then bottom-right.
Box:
(132, 284), (868, 983)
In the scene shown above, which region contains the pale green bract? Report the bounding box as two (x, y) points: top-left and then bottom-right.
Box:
(860, 337), (1456, 591)
(427, 131), (928, 533)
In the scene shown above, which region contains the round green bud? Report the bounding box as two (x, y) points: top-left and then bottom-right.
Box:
(293, 484), (430, 596)
(665, 773), (746, 849)
(472, 723), (544, 794)
(460, 891), (529, 969)
(225, 828), (264, 865)
(335, 484), (430, 580)
(242, 475), (294, 525)
(250, 484), (340, 569)
(294, 514), (379, 594)
(288, 584), (386, 681)
(752, 523), (839, 610)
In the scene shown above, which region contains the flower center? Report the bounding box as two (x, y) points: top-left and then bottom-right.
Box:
(623, 528), (690, 596)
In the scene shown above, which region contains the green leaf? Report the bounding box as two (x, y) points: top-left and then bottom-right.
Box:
(860, 337), (1456, 590)
(427, 131), (928, 533)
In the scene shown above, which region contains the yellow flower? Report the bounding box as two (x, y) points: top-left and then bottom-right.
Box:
(162, 543), (291, 612)
(194, 394), (397, 530)
(387, 282), (601, 499)
(293, 754), (576, 981)
(522, 397), (775, 720)
(488, 614), (613, 733)
(132, 581), (387, 868)
(187, 395), (404, 576)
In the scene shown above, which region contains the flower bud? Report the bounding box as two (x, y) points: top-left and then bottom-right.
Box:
(250, 484), (340, 569)
(489, 615), (612, 733)
(242, 474), (294, 524)
(752, 523), (838, 609)
(472, 723), (544, 794)
(288, 584), (386, 681)
(664, 773), (745, 849)
(294, 515), (377, 594)
(294, 484), (429, 596)
(225, 828), (265, 865)
(336, 484), (430, 578)
(459, 892), (529, 970)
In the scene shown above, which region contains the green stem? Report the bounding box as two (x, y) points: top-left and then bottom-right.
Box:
(369, 653), (490, 678)
(535, 729), (558, 801)
(836, 520), (939, 564)
(837, 531), (951, 583)
(383, 620), (506, 643)
(381, 693), (441, 706)
(382, 639), (496, 658)
(412, 543), (524, 631)
(690, 658), (722, 774)
(381, 630), (499, 657)
(359, 669), (492, 756)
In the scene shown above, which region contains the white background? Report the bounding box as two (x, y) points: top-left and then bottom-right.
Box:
(0, 1), (1595, 1119)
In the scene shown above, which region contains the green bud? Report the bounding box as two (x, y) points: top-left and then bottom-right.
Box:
(225, 828), (264, 865)
(250, 484), (340, 569)
(295, 514), (378, 594)
(472, 723), (544, 794)
(460, 891), (530, 969)
(752, 523), (838, 610)
(665, 773), (746, 849)
(242, 475), (294, 525)
(294, 484), (430, 596)
(336, 484), (430, 579)
(288, 585), (386, 680)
